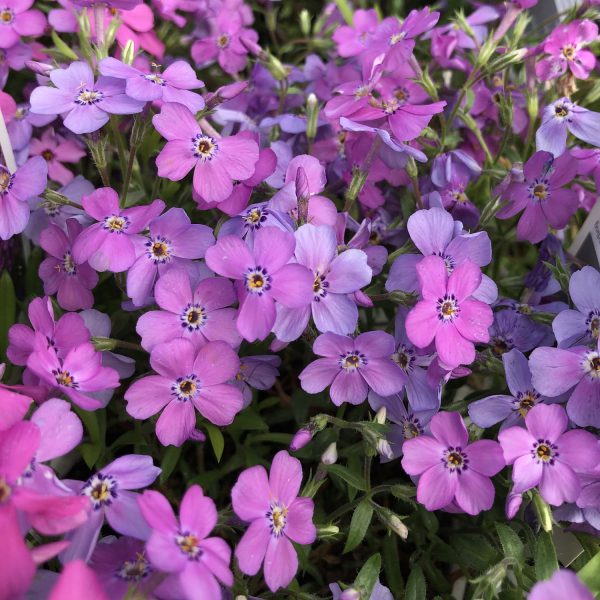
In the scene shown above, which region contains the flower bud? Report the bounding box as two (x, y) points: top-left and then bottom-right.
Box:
(340, 588), (361, 600)
(122, 39), (135, 66)
(374, 406), (387, 425)
(299, 9), (311, 36)
(376, 506), (409, 539)
(321, 442), (338, 465)
(25, 60), (54, 76)
(316, 523), (339, 538)
(376, 438), (394, 460)
(290, 427), (312, 451)
(266, 51), (290, 81)
(532, 490), (553, 532)
(306, 93), (319, 141)
(90, 336), (117, 352)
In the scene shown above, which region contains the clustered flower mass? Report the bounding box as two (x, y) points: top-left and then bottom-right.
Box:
(3, 0), (600, 598)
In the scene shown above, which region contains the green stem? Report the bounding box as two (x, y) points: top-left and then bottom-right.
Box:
(110, 117), (128, 182)
(120, 145), (137, 206)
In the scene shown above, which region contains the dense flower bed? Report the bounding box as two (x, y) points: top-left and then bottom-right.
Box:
(1, 0), (600, 598)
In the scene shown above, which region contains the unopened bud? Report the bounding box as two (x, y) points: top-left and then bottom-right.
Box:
(266, 52), (290, 81)
(299, 9), (311, 37)
(377, 438), (394, 460)
(321, 442), (338, 465)
(290, 427), (312, 451)
(405, 156), (418, 179)
(316, 523), (339, 538)
(25, 61), (54, 76)
(340, 588), (361, 600)
(90, 336), (117, 352)
(105, 14), (121, 49)
(375, 506), (409, 539)
(532, 490), (553, 532)
(374, 406), (387, 425)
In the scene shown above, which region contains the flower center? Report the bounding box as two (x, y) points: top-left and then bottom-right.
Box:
(451, 190), (468, 204)
(53, 368), (78, 388)
(529, 178), (550, 201)
(192, 134), (218, 161)
(554, 104), (569, 118)
(143, 73), (165, 86)
(562, 45), (576, 61)
(491, 336), (512, 356)
(354, 85), (370, 99)
(0, 477), (12, 503)
(584, 351), (600, 379)
(443, 447), (468, 473)
(392, 345), (414, 372)
(41, 149), (54, 161)
(402, 415), (422, 440)
(586, 310), (600, 338)
(75, 88), (103, 105)
(339, 351), (366, 371)
(82, 473), (118, 509)
(245, 266), (271, 294)
(389, 32), (405, 45)
(117, 554), (152, 582)
(103, 214), (129, 233)
(176, 531), (202, 559)
(216, 33), (230, 48)
(180, 303), (207, 331)
(266, 503), (288, 537)
(62, 251), (77, 275)
(531, 439), (558, 464)
(514, 303), (532, 315)
(514, 390), (540, 417)
(243, 207), (268, 231)
(0, 9), (14, 23)
(145, 236), (171, 263)
(437, 294), (460, 322)
(0, 167), (13, 195)
(312, 272), (329, 300)
(394, 87), (408, 103)
(172, 375), (199, 401)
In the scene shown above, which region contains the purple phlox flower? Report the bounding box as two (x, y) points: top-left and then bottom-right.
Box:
(299, 330), (405, 406)
(70, 0), (141, 10)
(537, 97), (600, 157)
(0, 384), (32, 430)
(431, 170), (480, 229)
(136, 266), (241, 352)
(0, 156), (47, 240)
(99, 57), (204, 113)
(497, 150), (578, 243)
(191, 9), (258, 75)
(71, 187), (165, 273)
(524, 233), (566, 297)
(468, 348), (559, 429)
(232, 450), (316, 592)
(126, 207), (214, 306)
(402, 411), (504, 514)
(528, 569), (594, 600)
(60, 455), (160, 563)
(337, 214), (388, 276)
(0, 0), (46, 49)
(553, 499), (600, 533)
(499, 403), (600, 506)
(138, 485), (233, 599)
(205, 226), (313, 342)
(536, 20), (598, 81)
(8, 100), (55, 152)
(193, 141), (276, 217)
(234, 354), (282, 408)
(90, 536), (153, 599)
(572, 147), (600, 192)
(27, 339), (120, 410)
(125, 338), (243, 446)
(273, 223), (372, 342)
(302, 54), (358, 102)
(152, 0), (197, 28)
(269, 154), (338, 228)
(153, 102), (259, 203)
(553, 266), (600, 348)
(332, 8), (379, 58)
(0, 42), (31, 89)
(386, 207), (497, 304)
(48, 560), (110, 600)
(529, 337), (600, 428)
(406, 255), (494, 369)
(29, 128), (86, 185)
(331, 581), (393, 600)
(39, 218), (98, 311)
(576, 467), (600, 513)
(488, 308), (550, 356)
(25, 175), (94, 245)
(30, 61), (145, 134)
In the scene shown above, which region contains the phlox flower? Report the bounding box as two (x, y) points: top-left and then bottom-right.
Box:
(29, 128), (85, 185)
(499, 404), (600, 506)
(0, 0), (46, 49)
(536, 97), (600, 157)
(61, 455), (161, 563)
(138, 485), (233, 599)
(528, 569), (594, 600)
(47, 560), (109, 600)
(536, 20), (598, 81)
(405, 255), (493, 369)
(125, 339), (244, 446)
(30, 62), (145, 134)
(7, 102), (54, 151)
(0, 156), (47, 240)
(497, 150), (578, 244)
(205, 226), (313, 342)
(232, 451), (316, 592)
(39, 219), (98, 311)
(136, 267), (240, 352)
(299, 331), (406, 406)
(273, 223), (372, 342)
(402, 411), (505, 514)
(72, 187), (165, 273)
(0, 43), (31, 89)
(332, 9), (379, 57)
(99, 58), (205, 113)
(234, 355), (282, 408)
(126, 207), (214, 306)
(153, 102), (259, 203)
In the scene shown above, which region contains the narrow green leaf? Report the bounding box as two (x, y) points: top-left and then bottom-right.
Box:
(326, 464), (368, 492)
(51, 30), (79, 60)
(333, 0), (353, 25)
(535, 531), (559, 581)
(205, 423), (225, 462)
(578, 550), (600, 592)
(496, 524), (524, 561)
(343, 499), (373, 553)
(80, 442), (101, 469)
(160, 445), (182, 483)
(354, 553), (381, 598)
(0, 270), (16, 361)
(382, 535), (404, 596)
(405, 564), (426, 600)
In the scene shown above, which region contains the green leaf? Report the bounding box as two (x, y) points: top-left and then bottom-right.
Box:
(333, 0), (353, 25)
(326, 464), (368, 492)
(405, 564), (426, 600)
(578, 550), (600, 592)
(205, 423), (225, 462)
(354, 553), (381, 598)
(80, 442), (101, 469)
(496, 524), (524, 562)
(160, 445), (182, 483)
(51, 30), (79, 60)
(535, 531), (559, 581)
(0, 270), (16, 361)
(382, 535), (404, 596)
(343, 499), (373, 553)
